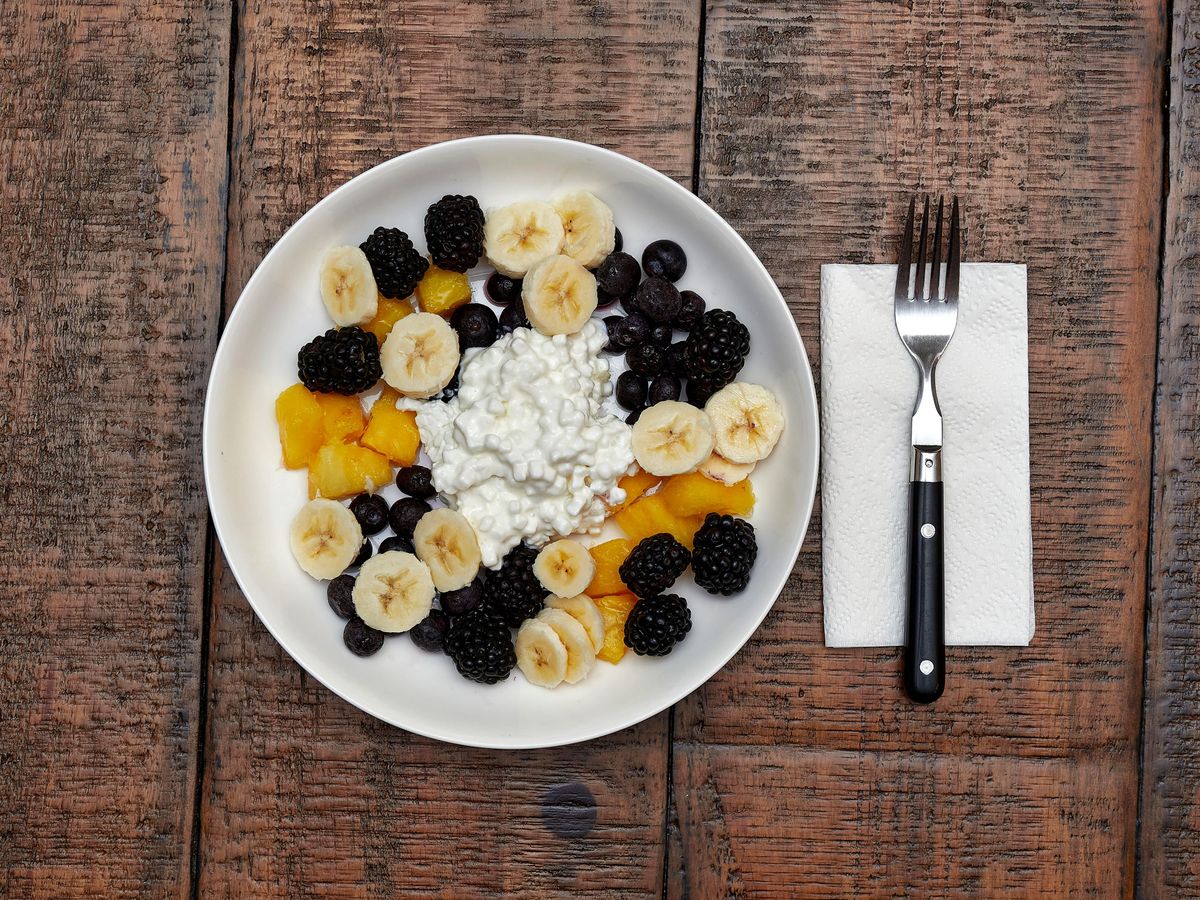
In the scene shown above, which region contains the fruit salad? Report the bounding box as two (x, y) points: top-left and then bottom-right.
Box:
(276, 191), (786, 688)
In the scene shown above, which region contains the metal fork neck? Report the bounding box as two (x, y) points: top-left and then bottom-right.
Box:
(911, 446), (942, 482)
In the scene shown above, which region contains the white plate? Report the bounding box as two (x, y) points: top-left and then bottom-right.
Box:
(203, 135), (819, 748)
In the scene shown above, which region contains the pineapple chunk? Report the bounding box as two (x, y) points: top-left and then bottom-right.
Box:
(659, 470), (755, 519)
(307, 442), (393, 500)
(275, 383), (325, 469)
(613, 493), (702, 549)
(416, 264), (472, 316)
(610, 469), (661, 511)
(594, 594), (638, 664)
(314, 392), (366, 444)
(360, 388), (421, 466)
(585, 538), (633, 598)
(365, 296), (414, 344)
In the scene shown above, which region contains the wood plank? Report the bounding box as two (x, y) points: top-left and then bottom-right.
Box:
(0, 0), (229, 896)
(199, 2), (700, 894)
(1139, 0), (1200, 894)
(672, 0), (1163, 894)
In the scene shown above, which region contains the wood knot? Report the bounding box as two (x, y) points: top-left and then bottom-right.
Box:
(540, 781), (597, 839)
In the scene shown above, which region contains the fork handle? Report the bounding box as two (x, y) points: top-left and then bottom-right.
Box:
(904, 477), (945, 703)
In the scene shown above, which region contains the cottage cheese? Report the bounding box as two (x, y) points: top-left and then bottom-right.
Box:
(399, 319), (634, 568)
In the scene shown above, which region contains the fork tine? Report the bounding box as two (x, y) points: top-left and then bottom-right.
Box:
(895, 197), (915, 300)
(945, 197), (961, 303)
(929, 196), (944, 299)
(913, 196), (930, 301)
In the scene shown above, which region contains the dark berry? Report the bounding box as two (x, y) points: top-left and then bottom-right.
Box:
(691, 513), (757, 595)
(344, 617), (386, 657)
(379, 534), (415, 554)
(615, 371), (648, 410)
(627, 342), (667, 377)
(396, 464), (436, 499)
(619, 533), (691, 597)
(297, 327), (382, 395)
(424, 195), (485, 272)
(596, 287), (619, 308)
(641, 239), (687, 282)
(351, 539), (373, 569)
(613, 313), (650, 350)
(626, 408), (644, 425)
(435, 366), (461, 402)
(635, 277), (682, 323)
(350, 494), (389, 535)
(676, 290), (706, 330)
(648, 323), (673, 348)
(620, 293), (643, 317)
(624, 593), (691, 656)
(686, 378), (718, 408)
(666, 342), (688, 376)
(360, 226), (428, 299)
(450, 303), (499, 349)
(486, 272), (522, 305)
(682, 309), (751, 390)
(389, 497), (431, 539)
(595, 251), (641, 299)
(613, 227), (624, 253)
(410, 609), (451, 652)
(440, 576), (485, 616)
(445, 606), (516, 683)
(327, 574), (357, 619)
(647, 374), (682, 404)
(603, 316), (625, 353)
(498, 300), (530, 335)
(483, 544), (543, 626)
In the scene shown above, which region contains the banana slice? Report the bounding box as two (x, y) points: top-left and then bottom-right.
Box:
(544, 594), (605, 653)
(533, 540), (595, 598)
(536, 608), (597, 684)
(698, 451), (757, 486)
(352, 550), (435, 632)
(631, 401), (716, 476)
(484, 200), (565, 277)
(319, 245), (379, 326)
(289, 499), (364, 580)
(412, 508), (481, 592)
(704, 382), (786, 464)
(552, 191), (615, 268)
(515, 619), (569, 688)
(380, 311), (460, 398)
(521, 254), (598, 336)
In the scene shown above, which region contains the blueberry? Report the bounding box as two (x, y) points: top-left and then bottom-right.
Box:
(349, 494), (389, 535)
(613, 227), (624, 253)
(595, 251), (641, 299)
(597, 287), (619, 308)
(396, 464), (436, 499)
(327, 574), (357, 619)
(616, 371), (648, 410)
(602, 315), (625, 353)
(686, 379), (717, 408)
(635, 277), (682, 323)
(344, 616), (385, 657)
(626, 407), (644, 425)
(410, 609), (451, 652)
(642, 239), (687, 282)
(676, 290), (706, 330)
(648, 374), (682, 404)
(666, 342), (688, 376)
(379, 534), (415, 554)
(351, 539), (373, 569)
(627, 342), (667, 377)
(648, 323), (673, 349)
(498, 299), (530, 335)
(620, 293), (643, 317)
(450, 303), (499, 349)
(612, 313), (649, 350)
(440, 576), (485, 616)
(485, 272), (521, 305)
(436, 366), (461, 402)
(389, 497), (431, 539)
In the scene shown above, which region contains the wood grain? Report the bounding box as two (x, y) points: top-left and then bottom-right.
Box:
(1139, 0), (1200, 894)
(0, 0), (229, 895)
(670, 0), (1164, 894)
(199, 2), (699, 895)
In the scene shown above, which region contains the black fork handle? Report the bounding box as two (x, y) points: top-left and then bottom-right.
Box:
(904, 472), (945, 704)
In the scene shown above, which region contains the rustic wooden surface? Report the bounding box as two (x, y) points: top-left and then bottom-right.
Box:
(1140, 0), (1200, 895)
(0, 0), (1191, 895)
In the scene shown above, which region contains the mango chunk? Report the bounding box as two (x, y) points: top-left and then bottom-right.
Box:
(659, 470), (755, 519)
(307, 442), (393, 499)
(360, 389), (421, 466)
(610, 469), (661, 511)
(613, 493), (702, 549)
(275, 383), (325, 469)
(365, 296), (414, 344)
(416, 264), (472, 316)
(585, 539), (633, 598)
(314, 392), (366, 444)
(594, 593), (638, 664)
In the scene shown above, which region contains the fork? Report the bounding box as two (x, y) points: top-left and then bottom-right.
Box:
(894, 196), (960, 704)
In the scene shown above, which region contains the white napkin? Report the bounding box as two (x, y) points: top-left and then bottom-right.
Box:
(819, 264), (1034, 647)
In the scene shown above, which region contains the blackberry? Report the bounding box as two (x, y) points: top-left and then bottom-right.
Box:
(619, 533), (691, 597)
(410, 609), (451, 652)
(692, 513), (757, 595)
(424, 195), (485, 272)
(676, 290), (706, 330)
(445, 606), (516, 683)
(682, 309), (750, 389)
(344, 617), (386, 657)
(483, 544), (543, 626)
(297, 327), (382, 395)
(360, 226), (428, 298)
(624, 593), (691, 656)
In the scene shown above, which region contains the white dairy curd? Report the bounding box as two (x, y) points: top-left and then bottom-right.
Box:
(398, 319), (634, 568)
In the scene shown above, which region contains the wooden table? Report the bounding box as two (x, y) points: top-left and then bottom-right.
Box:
(0, 0), (1195, 895)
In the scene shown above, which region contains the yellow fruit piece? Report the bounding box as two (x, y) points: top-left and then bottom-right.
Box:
(275, 384), (325, 469)
(610, 469), (661, 511)
(365, 296), (414, 343)
(307, 442), (393, 500)
(585, 538), (633, 598)
(416, 264), (472, 316)
(360, 388), (421, 466)
(314, 392), (366, 444)
(594, 593), (638, 664)
(613, 493), (702, 549)
(659, 470), (755, 519)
